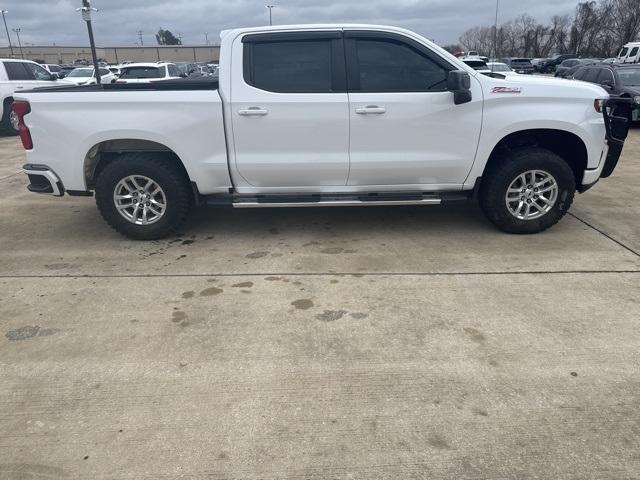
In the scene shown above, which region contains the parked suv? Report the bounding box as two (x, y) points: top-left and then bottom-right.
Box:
(499, 58), (534, 74)
(0, 58), (65, 134)
(573, 63), (640, 121)
(539, 54), (578, 73)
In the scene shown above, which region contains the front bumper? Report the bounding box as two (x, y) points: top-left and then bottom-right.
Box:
(600, 97), (632, 178)
(579, 97), (632, 192)
(23, 164), (64, 197)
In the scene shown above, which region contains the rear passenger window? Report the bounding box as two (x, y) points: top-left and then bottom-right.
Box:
(351, 38), (449, 92)
(630, 47), (639, 58)
(3, 61), (34, 80)
(245, 40), (333, 93)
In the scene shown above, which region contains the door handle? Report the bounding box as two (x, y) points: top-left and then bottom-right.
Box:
(355, 105), (386, 115)
(238, 107), (268, 116)
(15, 86), (24, 89)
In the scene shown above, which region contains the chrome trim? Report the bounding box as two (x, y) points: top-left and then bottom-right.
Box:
(23, 166), (64, 197)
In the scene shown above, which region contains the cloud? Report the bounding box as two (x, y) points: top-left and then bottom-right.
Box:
(3, 0), (580, 47)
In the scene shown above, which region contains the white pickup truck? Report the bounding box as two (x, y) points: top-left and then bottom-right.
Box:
(15, 24), (631, 240)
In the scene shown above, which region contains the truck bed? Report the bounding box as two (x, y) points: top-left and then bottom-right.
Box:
(24, 77), (219, 94)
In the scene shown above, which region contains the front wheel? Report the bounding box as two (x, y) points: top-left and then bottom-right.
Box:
(95, 153), (192, 240)
(479, 147), (576, 234)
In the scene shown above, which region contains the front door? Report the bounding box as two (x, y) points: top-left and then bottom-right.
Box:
(230, 31), (349, 190)
(344, 32), (483, 187)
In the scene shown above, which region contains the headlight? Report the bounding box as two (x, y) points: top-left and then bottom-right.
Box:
(634, 96), (640, 105)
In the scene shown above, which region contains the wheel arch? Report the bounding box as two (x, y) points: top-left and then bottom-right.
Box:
(483, 129), (588, 187)
(84, 138), (192, 192)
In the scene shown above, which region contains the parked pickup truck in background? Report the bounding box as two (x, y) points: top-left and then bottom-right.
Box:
(15, 24), (632, 240)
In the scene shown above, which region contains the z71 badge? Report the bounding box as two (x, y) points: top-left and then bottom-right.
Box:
(492, 86), (523, 94)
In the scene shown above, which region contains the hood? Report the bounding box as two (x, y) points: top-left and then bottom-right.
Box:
(481, 74), (608, 100)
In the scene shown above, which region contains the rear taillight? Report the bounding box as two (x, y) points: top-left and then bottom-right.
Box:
(12, 100), (32, 150)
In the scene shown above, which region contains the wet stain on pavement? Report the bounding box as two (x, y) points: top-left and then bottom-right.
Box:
(200, 287), (223, 296)
(172, 311), (187, 323)
(316, 310), (347, 322)
(5, 326), (60, 341)
(291, 299), (314, 310)
(428, 433), (452, 450)
(350, 312), (369, 319)
(463, 327), (486, 343)
(321, 247), (344, 254)
(232, 282), (254, 288)
(182, 291), (195, 299)
(246, 251), (270, 259)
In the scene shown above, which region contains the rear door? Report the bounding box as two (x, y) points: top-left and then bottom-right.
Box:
(230, 31), (349, 189)
(344, 31), (482, 187)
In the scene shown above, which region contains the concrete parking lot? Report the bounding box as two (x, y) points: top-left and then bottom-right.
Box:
(0, 129), (639, 479)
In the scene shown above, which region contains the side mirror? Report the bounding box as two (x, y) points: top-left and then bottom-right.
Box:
(601, 79), (614, 89)
(447, 70), (472, 105)
(50, 73), (59, 81)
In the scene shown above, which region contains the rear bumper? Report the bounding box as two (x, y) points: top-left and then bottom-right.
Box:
(23, 164), (64, 197)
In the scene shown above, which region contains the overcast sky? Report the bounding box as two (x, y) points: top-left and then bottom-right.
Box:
(5, 0), (580, 47)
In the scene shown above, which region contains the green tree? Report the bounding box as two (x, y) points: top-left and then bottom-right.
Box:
(156, 28), (182, 46)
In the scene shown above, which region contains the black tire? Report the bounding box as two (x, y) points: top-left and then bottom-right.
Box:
(479, 147), (576, 234)
(95, 153), (192, 240)
(0, 100), (19, 136)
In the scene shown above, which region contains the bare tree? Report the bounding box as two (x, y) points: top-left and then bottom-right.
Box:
(458, 0), (639, 59)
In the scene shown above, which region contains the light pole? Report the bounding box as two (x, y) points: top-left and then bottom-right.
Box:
(12, 27), (22, 59)
(204, 32), (209, 45)
(1, 11), (13, 57)
(266, 5), (275, 26)
(76, 0), (101, 85)
(137, 30), (144, 46)
(491, 0), (499, 72)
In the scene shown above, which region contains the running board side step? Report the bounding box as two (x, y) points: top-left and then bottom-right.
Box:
(204, 192), (470, 208)
(232, 197), (442, 208)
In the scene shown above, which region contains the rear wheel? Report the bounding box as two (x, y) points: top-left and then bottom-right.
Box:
(479, 147), (575, 234)
(0, 101), (19, 136)
(95, 153), (192, 240)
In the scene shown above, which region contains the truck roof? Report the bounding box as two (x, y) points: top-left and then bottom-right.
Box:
(220, 23), (425, 40)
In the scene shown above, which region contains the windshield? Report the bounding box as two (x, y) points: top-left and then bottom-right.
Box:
(489, 64), (511, 72)
(511, 59), (532, 65)
(68, 68), (93, 78)
(47, 65), (61, 72)
(120, 66), (164, 79)
(618, 68), (640, 86)
(618, 47), (629, 58)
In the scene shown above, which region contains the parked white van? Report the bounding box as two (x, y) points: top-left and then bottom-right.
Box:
(617, 42), (640, 63)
